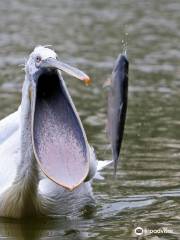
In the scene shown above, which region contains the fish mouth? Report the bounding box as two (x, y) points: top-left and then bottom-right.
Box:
(31, 63), (90, 191)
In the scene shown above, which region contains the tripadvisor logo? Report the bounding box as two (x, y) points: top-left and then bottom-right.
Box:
(135, 227), (143, 236)
(134, 226), (173, 236)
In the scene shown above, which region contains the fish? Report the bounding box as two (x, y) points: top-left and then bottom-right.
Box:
(107, 53), (128, 174)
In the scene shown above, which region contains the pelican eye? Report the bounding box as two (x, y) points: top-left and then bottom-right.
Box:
(35, 56), (42, 63)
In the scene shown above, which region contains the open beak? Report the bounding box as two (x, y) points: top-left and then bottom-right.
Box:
(31, 58), (90, 190)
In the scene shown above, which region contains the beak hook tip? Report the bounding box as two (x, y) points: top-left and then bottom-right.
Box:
(84, 76), (92, 86)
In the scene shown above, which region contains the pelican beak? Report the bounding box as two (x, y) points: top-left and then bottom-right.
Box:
(38, 57), (91, 85)
(31, 58), (90, 190)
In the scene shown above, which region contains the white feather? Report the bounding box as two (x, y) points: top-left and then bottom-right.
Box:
(0, 106), (20, 143)
(97, 160), (113, 171)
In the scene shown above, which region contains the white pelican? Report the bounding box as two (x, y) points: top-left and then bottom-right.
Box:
(0, 46), (111, 218)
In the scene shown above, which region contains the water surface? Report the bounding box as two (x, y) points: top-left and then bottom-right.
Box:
(0, 0), (180, 239)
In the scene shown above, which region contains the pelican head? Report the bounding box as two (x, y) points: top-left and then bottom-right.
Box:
(24, 46), (91, 191)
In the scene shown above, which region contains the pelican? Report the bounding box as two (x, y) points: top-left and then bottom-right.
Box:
(0, 46), (111, 218)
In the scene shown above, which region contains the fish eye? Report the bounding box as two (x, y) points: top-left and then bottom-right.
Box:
(35, 55), (41, 63)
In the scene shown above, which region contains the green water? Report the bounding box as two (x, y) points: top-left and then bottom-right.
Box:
(0, 0), (180, 239)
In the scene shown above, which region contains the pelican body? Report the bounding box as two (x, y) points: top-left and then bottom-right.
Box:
(0, 46), (101, 218)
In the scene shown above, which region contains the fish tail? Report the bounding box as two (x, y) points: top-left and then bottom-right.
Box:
(113, 157), (119, 177)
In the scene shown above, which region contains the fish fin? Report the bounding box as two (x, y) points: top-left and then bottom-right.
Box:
(103, 78), (112, 88)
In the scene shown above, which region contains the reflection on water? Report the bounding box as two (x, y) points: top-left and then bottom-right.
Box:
(0, 0), (180, 239)
(0, 217), (94, 240)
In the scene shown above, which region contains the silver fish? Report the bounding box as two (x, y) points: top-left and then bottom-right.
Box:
(107, 54), (128, 174)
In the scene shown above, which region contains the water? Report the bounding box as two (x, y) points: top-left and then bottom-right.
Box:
(0, 0), (180, 239)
